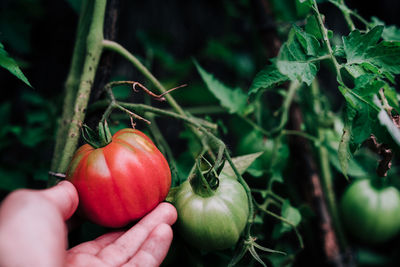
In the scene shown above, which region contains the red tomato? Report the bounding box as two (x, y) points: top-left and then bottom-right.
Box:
(66, 128), (171, 228)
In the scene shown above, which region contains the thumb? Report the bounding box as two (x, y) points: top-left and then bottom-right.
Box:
(40, 180), (79, 220)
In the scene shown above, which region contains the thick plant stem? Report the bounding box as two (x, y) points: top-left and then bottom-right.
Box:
(311, 81), (347, 250)
(338, 0), (355, 31)
(51, 0), (107, 179)
(51, 0), (93, 172)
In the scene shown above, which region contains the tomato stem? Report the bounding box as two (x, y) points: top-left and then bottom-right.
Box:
(311, 79), (348, 250)
(51, 0), (93, 173)
(189, 157), (216, 198)
(50, 0), (107, 183)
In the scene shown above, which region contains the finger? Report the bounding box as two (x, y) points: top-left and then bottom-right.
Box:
(123, 223), (173, 267)
(68, 231), (124, 255)
(96, 202), (177, 266)
(40, 180), (79, 220)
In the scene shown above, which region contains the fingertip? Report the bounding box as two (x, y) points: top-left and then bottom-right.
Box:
(158, 202), (178, 225)
(155, 223), (173, 241)
(41, 180), (79, 219)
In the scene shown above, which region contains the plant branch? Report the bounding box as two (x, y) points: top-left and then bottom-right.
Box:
(51, 0), (93, 172)
(338, 0), (355, 31)
(256, 202), (304, 249)
(269, 80), (300, 135)
(102, 40), (216, 159)
(115, 102), (217, 130)
(312, 0), (343, 83)
(102, 39), (184, 115)
(50, 0), (107, 180)
(329, 0), (370, 29)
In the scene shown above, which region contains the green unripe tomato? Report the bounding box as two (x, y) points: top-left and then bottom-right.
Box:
(174, 177), (249, 250)
(340, 179), (400, 244)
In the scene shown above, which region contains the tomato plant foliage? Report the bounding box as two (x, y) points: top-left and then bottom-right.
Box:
(4, 0), (400, 266)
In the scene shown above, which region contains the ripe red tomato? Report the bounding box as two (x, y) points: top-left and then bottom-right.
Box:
(66, 128), (171, 228)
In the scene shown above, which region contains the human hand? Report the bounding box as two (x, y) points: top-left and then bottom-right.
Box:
(0, 181), (177, 267)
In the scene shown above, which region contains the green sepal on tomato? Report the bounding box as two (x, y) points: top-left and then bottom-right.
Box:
(340, 178), (400, 244)
(66, 126), (171, 228)
(173, 159), (249, 251)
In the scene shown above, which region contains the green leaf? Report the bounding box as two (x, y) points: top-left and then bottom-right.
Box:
(219, 152), (263, 180)
(281, 200), (302, 230)
(327, 145), (368, 177)
(0, 42), (31, 87)
(353, 74), (385, 97)
(194, 61), (249, 115)
(305, 15), (322, 39)
(371, 17), (400, 41)
(277, 28), (319, 85)
(367, 41), (400, 74)
(248, 60), (289, 95)
(343, 26), (384, 65)
(338, 105), (355, 179)
(293, 24), (320, 56)
(383, 84), (400, 111)
(273, 200), (302, 238)
(343, 26), (400, 75)
(295, 0), (311, 17)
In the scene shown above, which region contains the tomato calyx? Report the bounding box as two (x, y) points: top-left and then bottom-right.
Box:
(189, 156), (220, 198)
(81, 121), (112, 149)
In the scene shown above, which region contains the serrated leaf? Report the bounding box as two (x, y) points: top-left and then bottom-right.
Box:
(343, 26), (400, 75)
(219, 152), (263, 179)
(249, 61), (289, 95)
(344, 64), (367, 78)
(343, 26), (384, 65)
(354, 74), (385, 97)
(371, 17), (400, 41)
(293, 24), (320, 56)
(352, 105), (374, 145)
(339, 76), (380, 148)
(305, 15), (322, 39)
(194, 61), (249, 115)
(0, 42), (31, 87)
(367, 41), (400, 74)
(277, 28), (319, 85)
